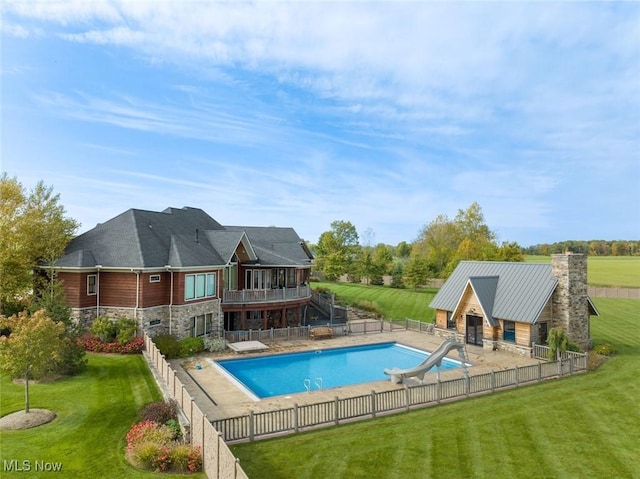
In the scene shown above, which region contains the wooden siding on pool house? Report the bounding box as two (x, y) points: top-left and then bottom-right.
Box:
(430, 254), (598, 356)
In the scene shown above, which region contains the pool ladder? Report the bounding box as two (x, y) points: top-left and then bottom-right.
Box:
(304, 377), (323, 393)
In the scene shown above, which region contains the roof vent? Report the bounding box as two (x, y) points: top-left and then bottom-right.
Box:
(195, 228), (199, 243)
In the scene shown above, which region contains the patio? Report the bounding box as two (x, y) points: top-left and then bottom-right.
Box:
(172, 328), (542, 422)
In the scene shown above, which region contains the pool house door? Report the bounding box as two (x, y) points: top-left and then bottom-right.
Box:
(466, 315), (483, 346)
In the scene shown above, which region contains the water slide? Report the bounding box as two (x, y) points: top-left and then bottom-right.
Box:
(384, 339), (466, 384)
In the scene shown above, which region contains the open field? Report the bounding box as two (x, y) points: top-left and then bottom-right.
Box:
(232, 298), (640, 479)
(525, 255), (640, 288)
(313, 281), (438, 321)
(0, 354), (206, 479)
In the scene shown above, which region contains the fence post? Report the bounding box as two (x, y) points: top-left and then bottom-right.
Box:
(515, 366), (519, 387)
(335, 397), (339, 425)
(201, 414), (207, 470)
(371, 391), (377, 417)
(405, 387), (410, 411)
(217, 432), (223, 479)
(569, 356), (574, 375)
(249, 411), (255, 441)
(294, 404), (299, 433)
(558, 358), (563, 377)
(490, 371), (495, 392)
(537, 362), (542, 381)
(436, 380), (441, 404)
(465, 375), (470, 397)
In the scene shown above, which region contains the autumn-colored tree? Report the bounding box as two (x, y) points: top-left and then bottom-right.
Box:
(0, 310), (65, 412)
(0, 175), (79, 313)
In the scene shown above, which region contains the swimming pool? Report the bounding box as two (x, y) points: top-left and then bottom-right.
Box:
(215, 342), (463, 399)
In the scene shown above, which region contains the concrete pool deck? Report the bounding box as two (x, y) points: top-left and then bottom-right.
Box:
(171, 330), (542, 421)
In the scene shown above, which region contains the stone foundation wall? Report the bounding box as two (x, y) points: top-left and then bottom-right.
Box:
(71, 300), (223, 341)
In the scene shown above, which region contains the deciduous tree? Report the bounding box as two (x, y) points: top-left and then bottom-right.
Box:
(0, 175), (79, 313)
(314, 221), (359, 281)
(0, 310), (64, 412)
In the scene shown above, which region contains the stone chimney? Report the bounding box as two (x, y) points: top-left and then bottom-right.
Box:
(551, 253), (590, 348)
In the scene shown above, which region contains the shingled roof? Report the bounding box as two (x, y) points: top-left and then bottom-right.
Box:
(430, 261), (558, 324)
(55, 207), (312, 270)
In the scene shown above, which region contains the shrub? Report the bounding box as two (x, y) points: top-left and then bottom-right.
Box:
(79, 335), (144, 354)
(170, 444), (202, 473)
(126, 420), (174, 453)
(179, 337), (204, 357)
(593, 343), (616, 356)
(115, 318), (137, 345)
(165, 419), (182, 441)
(151, 445), (173, 472)
(203, 337), (227, 352)
(90, 316), (117, 343)
(130, 441), (162, 469)
(153, 334), (181, 359)
(140, 400), (178, 426)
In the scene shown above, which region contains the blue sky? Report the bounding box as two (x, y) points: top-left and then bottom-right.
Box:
(1, 1), (639, 247)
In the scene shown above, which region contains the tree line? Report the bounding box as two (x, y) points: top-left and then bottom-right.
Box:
(524, 240), (640, 256)
(311, 202), (524, 288)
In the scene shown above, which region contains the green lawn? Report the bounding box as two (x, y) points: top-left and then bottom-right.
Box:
(525, 255), (640, 288)
(314, 281), (438, 321)
(0, 353), (206, 479)
(232, 298), (640, 479)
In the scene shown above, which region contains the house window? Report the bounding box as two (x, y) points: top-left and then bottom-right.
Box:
(149, 319), (161, 327)
(87, 275), (97, 295)
(190, 313), (214, 337)
(245, 269), (271, 290)
(503, 320), (516, 342)
(150, 275), (161, 283)
(185, 273), (216, 301)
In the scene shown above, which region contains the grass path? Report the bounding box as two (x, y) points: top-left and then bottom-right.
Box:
(232, 298), (640, 479)
(0, 353), (206, 479)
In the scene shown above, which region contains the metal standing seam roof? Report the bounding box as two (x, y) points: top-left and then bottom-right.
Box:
(430, 261), (558, 324)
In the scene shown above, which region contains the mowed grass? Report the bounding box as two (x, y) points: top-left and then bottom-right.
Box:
(525, 255), (640, 288)
(313, 281), (438, 321)
(232, 298), (640, 479)
(0, 353), (206, 479)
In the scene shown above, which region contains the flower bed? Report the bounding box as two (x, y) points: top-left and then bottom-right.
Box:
(79, 335), (145, 354)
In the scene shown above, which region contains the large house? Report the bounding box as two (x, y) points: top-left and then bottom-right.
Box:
(429, 253), (598, 355)
(46, 207), (314, 339)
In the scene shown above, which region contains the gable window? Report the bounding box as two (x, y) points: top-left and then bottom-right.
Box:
(149, 275), (161, 283)
(87, 275), (97, 295)
(185, 273), (216, 301)
(503, 320), (516, 342)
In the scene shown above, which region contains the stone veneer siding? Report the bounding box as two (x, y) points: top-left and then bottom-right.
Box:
(71, 299), (223, 341)
(551, 253), (591, 348)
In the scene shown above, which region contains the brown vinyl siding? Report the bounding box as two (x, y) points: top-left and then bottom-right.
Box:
(139, 272), (171, 308)
(99, 272), (137, 308)
(59, 272), (96, 308)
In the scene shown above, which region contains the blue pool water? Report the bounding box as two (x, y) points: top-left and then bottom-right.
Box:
(215, 342), (463, 399)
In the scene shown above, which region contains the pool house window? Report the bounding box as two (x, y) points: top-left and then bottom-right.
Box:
(185, 273), (216, 301)
(503, 320), (516, 342)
